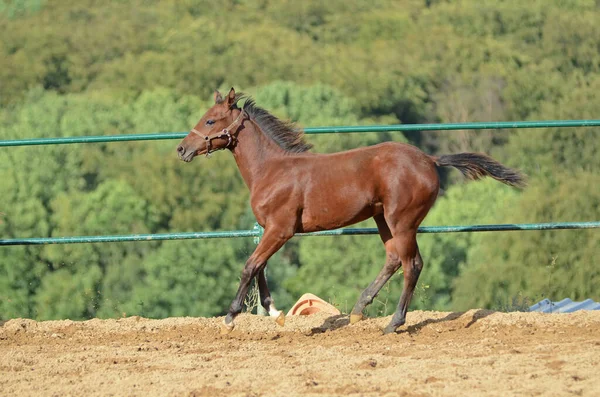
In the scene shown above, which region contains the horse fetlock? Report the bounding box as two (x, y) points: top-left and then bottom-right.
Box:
(382, 317), (405, 335)
(229, 300), (244, 316)
(261, 296), (274, 309)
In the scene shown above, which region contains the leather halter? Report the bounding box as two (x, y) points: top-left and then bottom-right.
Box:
(190, 108), (246, 157)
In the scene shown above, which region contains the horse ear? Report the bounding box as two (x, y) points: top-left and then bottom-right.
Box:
(214, 90), (223, 103)
(226, 87), (236, 106)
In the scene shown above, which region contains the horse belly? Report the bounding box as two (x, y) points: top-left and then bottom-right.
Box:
(300, 182), (379, 232)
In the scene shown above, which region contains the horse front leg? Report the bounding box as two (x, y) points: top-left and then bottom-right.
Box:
(257, 268), (285, 326)
(222, 226), (292, 334)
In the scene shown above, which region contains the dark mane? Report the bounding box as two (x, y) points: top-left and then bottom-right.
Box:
(228, 94), (312, 153)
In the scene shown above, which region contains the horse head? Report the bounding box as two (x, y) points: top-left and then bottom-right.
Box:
(176, 88), (246, 162)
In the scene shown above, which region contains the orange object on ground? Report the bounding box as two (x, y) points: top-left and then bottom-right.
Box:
(287, 293), (341, 316)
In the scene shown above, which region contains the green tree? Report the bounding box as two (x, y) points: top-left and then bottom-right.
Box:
(453, 172), (600, 310)
(0, 90), (85, 319)
(503, 75), (600, 179)
(33, 180), (155, 319)
(98, 239), (242, 319)
(2, 0), (600, 321)
(418, 179), (521, 309)
(251, 81), (404, 152)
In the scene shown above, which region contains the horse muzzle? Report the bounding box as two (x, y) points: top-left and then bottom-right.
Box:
(176, 145), (198, 162)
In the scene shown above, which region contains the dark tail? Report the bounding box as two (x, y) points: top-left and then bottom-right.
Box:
(432, 153), (526, 188)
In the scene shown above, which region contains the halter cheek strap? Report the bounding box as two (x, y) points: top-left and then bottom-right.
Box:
(191, 108), (247, 157)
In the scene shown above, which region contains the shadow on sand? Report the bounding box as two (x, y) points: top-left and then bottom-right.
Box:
(309, 309), (495, 336)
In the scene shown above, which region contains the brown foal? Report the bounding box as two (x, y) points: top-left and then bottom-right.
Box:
(176, 88), (525, 335)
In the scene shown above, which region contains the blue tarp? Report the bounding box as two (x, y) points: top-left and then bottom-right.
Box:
(529, 298), (600, 313)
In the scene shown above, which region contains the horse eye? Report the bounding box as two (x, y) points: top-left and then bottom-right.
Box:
(205, 120), (215, 126)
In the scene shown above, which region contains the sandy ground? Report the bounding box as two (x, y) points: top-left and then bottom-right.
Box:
(1, 310), (599, 397)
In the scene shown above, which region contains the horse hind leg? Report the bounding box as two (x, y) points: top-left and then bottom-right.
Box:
(257, 267), (285, 326)
(382, 237), (423, 334)
(350, 214), (401, 323)
(379, 184), (435, 334)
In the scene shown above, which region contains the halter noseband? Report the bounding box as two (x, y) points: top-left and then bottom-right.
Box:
(190, 108), (246, 157)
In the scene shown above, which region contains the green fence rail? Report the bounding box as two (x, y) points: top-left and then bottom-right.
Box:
(2, 119), (599, 246)
(1, 119), (600, 147)
(1, 222), (599, 246)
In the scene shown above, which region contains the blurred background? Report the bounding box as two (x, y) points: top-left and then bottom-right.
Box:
(1, 0), (598, 321)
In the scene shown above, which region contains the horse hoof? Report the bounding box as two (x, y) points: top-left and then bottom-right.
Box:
(220, 321), (235, 335)
(381, 326), (397, 335)
(276, 311), (285, 327)
(349, 313), (363, 324)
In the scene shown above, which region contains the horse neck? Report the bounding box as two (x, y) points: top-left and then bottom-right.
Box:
(230, 120), (287, 191)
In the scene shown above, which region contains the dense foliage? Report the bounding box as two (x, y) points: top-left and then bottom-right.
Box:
(1, 0), (598, 320)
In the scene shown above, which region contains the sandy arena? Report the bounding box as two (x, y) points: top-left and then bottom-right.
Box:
(1, 310), (599, 396)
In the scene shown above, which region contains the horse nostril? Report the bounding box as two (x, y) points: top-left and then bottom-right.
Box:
(177, 145), (185, 154)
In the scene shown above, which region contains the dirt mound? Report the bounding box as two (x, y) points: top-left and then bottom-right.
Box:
(1, 310), (599, 396)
